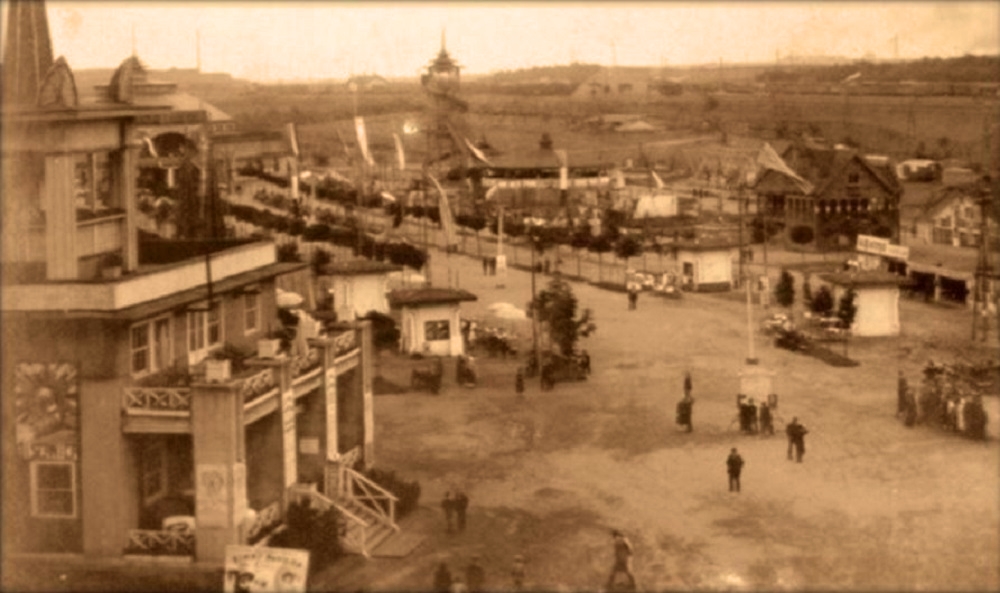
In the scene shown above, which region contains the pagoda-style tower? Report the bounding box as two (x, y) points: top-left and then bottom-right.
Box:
(420, 30), (470, 176)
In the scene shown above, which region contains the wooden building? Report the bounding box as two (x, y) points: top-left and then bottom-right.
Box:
(2, 0), (393, 567)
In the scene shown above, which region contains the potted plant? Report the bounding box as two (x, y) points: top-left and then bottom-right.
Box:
(205, 351), (232, 383)
(100, 252), (124, 279)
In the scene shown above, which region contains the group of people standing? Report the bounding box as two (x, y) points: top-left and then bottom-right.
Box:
(737, 394), (775, 436)
(897, 369), (989, 440)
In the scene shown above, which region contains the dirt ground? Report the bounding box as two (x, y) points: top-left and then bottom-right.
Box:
(318, 246), (999, 592)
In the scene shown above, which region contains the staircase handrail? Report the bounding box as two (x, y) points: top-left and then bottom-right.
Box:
(287, 484), (369, 527)
(341, 467), (399, 528)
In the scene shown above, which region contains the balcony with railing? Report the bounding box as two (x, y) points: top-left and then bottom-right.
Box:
(3, 239), (278, 313)
(123, 528), (195, 560)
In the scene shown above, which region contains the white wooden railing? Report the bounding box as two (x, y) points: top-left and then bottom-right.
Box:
(338, 467), (399, 529)
(125, 529), (195, 556)
(246, 500), (283, 544)
(287, 484), (370, 556)
(122, 387), (192, 414)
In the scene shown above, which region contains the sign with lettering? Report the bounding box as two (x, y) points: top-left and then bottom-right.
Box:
(857, 234), (909, 261)
(224, 545), (309, 593)
(252, 547), (310, 593)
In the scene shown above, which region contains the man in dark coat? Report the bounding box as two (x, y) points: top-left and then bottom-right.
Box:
(442, 491), (456, 533)
(787, 418), (808, 462)
(677, 394), (694, 432)
(454, 491), (469, 532)
(465, 556), (485, 593)
(684, 371), (693, 397)
(759, 402), (774, 435)
(727, 448), (745, 492)
(434, 562), (453, 593)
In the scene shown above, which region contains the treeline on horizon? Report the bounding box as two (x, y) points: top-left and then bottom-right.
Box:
(757, 54), (1000, 84)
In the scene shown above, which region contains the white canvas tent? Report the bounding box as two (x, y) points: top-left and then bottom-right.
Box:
(633, 192), (678, 218)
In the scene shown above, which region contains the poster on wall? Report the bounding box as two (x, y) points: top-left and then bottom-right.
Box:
(196, 464), (230, 528)
(14, 362), (80, 462)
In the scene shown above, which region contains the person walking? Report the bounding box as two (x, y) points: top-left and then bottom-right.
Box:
(683, 371), (693, 398)
(442, 491), (456, 533)
(627, 288), (639, 311)
(605, 530), (636, 591)
(676, 393), (694, 433)
(434, 562), (453, 593)
(511, 555), (526, 591)
(482, 257), (489, 276)
(580, 350), (591, 376)
(465, 556), (485, 593)
(897, 370), (909, 418)
(785, 418), (798, 460)
(727, 447), (745, 492)
(788, 418), (809, 462)
(454, 491), (469, 532)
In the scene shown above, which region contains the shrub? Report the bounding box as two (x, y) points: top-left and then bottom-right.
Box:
(775, 269), (795, 308)
(269, 499), (344, 574)
(277, 242), (301, 262)
(811, 285), (835, 316)
(363, 311), (400, 351)
(790, 225), (814, 245)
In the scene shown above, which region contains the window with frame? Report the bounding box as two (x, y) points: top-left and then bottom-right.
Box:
(73, 152), (116, 218)
(243, 292), (260, 334)
(187, 301), (223, 363)
(30, 461), (77, 518)
(424, 320), (450, 341)
(131, 316), (172, 376)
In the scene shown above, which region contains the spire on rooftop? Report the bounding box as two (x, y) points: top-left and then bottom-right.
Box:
(2, 0), (55, 106)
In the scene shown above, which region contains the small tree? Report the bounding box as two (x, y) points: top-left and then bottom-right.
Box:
(789, 225), (814, 260)
(811, 285), (835, 317)
(533, 276), (596, 357)
(774, 269), (795, 308)
(614, 235), (643, 282)
(837, 287), (859, 330)
(587, 235), (613, 283)
(570, 227), (591, 278)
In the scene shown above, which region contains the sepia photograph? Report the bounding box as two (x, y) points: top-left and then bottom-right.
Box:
(2, 1), (998, 591)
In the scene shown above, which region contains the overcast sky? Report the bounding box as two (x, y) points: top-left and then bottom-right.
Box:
(7, 2), (999, 81)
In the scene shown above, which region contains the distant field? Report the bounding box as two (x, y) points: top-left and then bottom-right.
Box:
(208, 85), (998, 167)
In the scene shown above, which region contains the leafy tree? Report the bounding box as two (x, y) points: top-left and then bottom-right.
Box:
(533, 276), (596, 357)
(837, 287), (859, 330)
(570, 227), (591, 277)
(614, 235), (643, 276)
(587, 235), (613, 282)
(775, 269), (795, 308)
(789, 225), (814, 260)
(811, 285), (835, 316)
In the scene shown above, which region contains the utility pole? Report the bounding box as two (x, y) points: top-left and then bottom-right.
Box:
(971, 177), (997, 342)
(738, 182), (745, 287)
